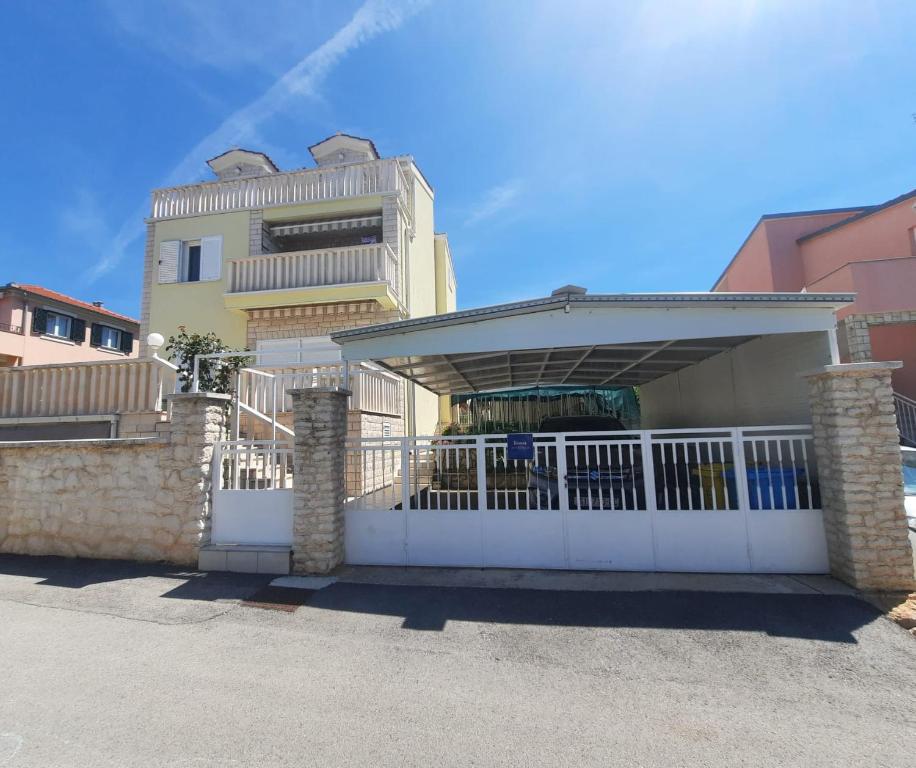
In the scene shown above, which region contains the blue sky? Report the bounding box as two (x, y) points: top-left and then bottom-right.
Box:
(1, 0), (915, 320)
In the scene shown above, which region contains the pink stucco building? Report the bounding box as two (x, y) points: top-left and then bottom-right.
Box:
(713, 188), (916, 397)
(0, 283), (139, 367)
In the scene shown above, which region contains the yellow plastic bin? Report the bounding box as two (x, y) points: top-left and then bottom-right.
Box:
(691, 463), (734, 509)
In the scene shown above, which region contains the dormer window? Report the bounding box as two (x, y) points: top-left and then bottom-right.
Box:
(309, 134), (380, 168)
(206, 149), (278, 180)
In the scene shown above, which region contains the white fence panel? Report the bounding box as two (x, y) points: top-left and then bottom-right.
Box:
(344, 425), (826, 573)
(740, 426), (827, 573)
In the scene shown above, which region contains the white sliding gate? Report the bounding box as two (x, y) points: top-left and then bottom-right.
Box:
(344, 425), (828, 573)
(211, 440), (294, 546)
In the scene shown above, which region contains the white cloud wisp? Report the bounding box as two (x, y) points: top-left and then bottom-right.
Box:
(87, 0), (429, 281)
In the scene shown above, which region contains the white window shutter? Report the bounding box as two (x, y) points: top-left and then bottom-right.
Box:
(199, 236), (223, 281)
(158, 240), (180, 283)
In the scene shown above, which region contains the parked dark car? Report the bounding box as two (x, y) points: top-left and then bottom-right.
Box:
(527, 415), (644, 509)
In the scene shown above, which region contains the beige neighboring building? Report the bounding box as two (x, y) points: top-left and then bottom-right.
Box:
(141, 134), (457, 435)
(0, 282), (139, 367)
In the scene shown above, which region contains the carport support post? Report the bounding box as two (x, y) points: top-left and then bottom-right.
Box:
(803, 362), (916, 592)
(289, 387), (351, 574)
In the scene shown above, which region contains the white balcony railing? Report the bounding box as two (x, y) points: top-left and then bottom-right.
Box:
(226, 243), (402, 300)
(151, 158), (411, 220)
(895, 392), (916, 446)
(0, 359), (177, 419)
(238, 363), (403, 418)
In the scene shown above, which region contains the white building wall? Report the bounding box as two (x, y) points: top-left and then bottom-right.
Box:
(639, 331), (831, 428)
(405, 170), (440, 435)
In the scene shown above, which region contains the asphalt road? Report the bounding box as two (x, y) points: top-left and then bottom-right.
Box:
(0, 555), (913, 768)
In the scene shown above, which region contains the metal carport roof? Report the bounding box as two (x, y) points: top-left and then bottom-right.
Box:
(332, 290), (853, 395)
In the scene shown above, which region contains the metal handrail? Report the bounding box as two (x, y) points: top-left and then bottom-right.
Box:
(894, 392), (916, 445)
(0, 321), (23, 335)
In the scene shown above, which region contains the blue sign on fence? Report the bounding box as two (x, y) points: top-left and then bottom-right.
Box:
(506, 433), (534, 461)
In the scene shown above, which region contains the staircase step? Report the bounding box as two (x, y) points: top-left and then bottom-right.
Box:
(199, 544), (291, 575)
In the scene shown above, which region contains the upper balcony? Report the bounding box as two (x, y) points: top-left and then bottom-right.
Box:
(151, 158), (412, 221)
(224, 243), (404, 312)
(0, 320), (24, 363)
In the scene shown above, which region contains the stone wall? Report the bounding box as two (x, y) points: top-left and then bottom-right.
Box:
(0, 393), (228, 565)
(805, 362), (915, 591)
(290, 388), (349, 574)
(345, 411), (404, 497)
(117, 410), (170, 439)
(138, 221), (156, 357)
(839, 310), (916, 362)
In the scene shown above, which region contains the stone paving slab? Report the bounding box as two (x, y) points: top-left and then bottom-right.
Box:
(332, 565), (859, 595)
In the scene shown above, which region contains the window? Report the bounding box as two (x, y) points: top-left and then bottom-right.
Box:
(32, 308), (84, 343)
(45, 312), (72, 339)
(100, 326), (121, 350)
(158, 236), (222, 284)
(181, 240), (202, 282)
(91, 323), (133, 353)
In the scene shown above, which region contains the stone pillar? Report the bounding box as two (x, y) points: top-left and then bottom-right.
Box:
(164, 392), (231, 560)
(290, 387), (350, 574)
(804, 362), (915, 591)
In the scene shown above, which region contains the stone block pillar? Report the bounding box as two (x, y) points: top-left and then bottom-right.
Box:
(165, 392), (231, 559)
(290, 387), (350, 574)
(804, 362), (915, 591)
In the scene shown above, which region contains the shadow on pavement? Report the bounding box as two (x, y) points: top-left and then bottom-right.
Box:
(0, 554), (269, 601)
(305, 582), (880, 642)
(0, 554), (881, 642)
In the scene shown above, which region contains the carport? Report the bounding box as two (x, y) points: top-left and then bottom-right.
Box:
(328, 288), (861, 574)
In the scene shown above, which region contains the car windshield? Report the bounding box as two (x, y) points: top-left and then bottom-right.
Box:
(901, 450), (916, 496)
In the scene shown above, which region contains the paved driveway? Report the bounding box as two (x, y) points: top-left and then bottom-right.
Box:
(0, 555), (913, 768)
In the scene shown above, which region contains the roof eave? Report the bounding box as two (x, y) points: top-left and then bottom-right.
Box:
(332, 292), (855, 344)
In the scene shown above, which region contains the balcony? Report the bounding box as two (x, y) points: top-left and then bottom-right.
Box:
(224, 243), (404, 311)
(0, 321), (24, 362)
(151, 158), (411, 221)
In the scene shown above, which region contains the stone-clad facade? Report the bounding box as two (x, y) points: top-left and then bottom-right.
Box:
(805, 362), (916, 591)
(0, 393), (228, 565)
(245, 301), (401, 350)
(290, 388), (350, 574)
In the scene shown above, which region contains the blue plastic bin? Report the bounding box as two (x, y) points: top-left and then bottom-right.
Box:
(724, 467), (804, 510)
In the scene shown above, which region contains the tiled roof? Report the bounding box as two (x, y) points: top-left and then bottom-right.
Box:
(3, 283), (139, 326)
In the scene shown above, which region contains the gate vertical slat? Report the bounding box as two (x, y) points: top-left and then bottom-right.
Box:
(401, 436), (410, 515)
(555, 434), (570, 564)
(731, 429), (754, 569)
(640, 431), (659, 570)
(476, 436), (488, 514)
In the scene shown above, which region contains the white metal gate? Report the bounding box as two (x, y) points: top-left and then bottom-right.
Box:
(211, 440), (295, 546)
(344, 425), (828, 573)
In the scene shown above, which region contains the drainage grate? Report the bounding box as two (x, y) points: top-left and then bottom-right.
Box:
(240, 586), (315, 612)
